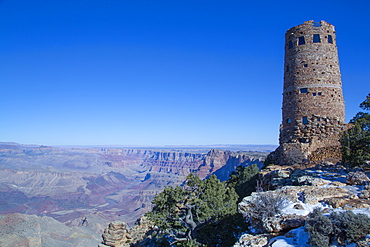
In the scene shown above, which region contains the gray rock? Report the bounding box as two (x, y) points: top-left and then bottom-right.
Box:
(295, 175), (330, 186)
(233, 233), (269, 247)
(261, 217), (282, 233)
(346, 171), (370, 185)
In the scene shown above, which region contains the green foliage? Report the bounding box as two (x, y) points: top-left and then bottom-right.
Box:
(145, 185), (186, 230)
(174, 239), (199, 247)
(329, 210), (370, 244)
(145, 173), (238, 246)
(306, 209), (370, 246)
(341, 122), (370, 167)
(306, 208), (333, 247)
(196, 213), (249, 247)
(359, 93), (370, 111)
(227, 164), (260, 201)
(340, 93), (370, 167)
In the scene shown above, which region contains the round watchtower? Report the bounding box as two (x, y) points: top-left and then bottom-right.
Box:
(278, 20), (347, 165)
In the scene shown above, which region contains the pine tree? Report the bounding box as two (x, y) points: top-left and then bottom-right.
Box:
(227, 164), (260, 201)
(340, 93), (370, 167)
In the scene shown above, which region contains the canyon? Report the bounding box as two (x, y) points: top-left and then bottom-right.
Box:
(0, 142), (271, 246)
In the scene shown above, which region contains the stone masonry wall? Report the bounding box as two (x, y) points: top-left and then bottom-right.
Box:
(277, 20), (347, 165)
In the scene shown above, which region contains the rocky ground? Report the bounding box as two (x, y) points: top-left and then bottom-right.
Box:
(234, 163), (370, 247)
(97, 163), (370, 247)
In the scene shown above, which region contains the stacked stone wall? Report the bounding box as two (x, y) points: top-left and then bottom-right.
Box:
(308, 145), (342, 164)
(276, 20), (347, 165)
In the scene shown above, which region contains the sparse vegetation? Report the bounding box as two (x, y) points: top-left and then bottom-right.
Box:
(341, 93), (370, 167)
(306, 208), (334, 247)
(145, 173), (239, 246)
(306, 208), (370, 247)
(241, 186), (288, 233)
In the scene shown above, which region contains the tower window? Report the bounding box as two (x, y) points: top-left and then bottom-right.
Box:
(286, 65), (290, 72)
(300, 88), (308, 93)
(302, 117), (308, 124)
(299, 138), (309, 143)
(298, 36), (305, 45)
(288, 40), (293, 49)
(313, 34), (321, 43)
(287, 118), (291, 123)
(328, 35), (333, 44)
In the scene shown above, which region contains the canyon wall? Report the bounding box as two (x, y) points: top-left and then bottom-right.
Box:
(0, 142), (266, 245)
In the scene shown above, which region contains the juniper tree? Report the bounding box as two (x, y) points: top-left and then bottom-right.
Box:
(145, 173), (238, 246)
(227, 164), (260, 201)
(340, 93), (370, 167)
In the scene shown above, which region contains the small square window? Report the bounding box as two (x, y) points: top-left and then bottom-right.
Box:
(328, 35), (333, 44)
(312, 93), (317, 96)
(304, 64), (308, 67)
(318, 92), (322, 96)
(298, 36), (305, 45)
(300, 88), (308, 93)
(313, 34), (321, 43)
(302, 117), (308, 124)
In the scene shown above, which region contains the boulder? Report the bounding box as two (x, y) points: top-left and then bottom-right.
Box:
(259, 166), (294, 189)
(280, 215), (306, 230)
(127, 216), (156, 246)
(346, 171), (370, 185)
(301, 186), (350, 204)
(295, 175), (330, 186)
(290, 169), (331, 186)
(233, 233), (269, 247)
(322, 197), (347, 208)
(101, 221), (132, 247)
(261, 217), (282, 233)
(359, 186), (370, 199)
(261, 215), (306, 233)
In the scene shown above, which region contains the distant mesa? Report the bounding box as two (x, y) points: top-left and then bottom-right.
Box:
(0, 142), (268, 246)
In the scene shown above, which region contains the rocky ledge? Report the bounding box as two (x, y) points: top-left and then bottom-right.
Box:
(235, 163), (370, 247)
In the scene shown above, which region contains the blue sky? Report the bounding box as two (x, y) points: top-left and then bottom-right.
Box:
(1, 0), (369, 146)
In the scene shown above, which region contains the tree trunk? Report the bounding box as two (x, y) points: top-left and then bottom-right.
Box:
(184, 204), (198, 240)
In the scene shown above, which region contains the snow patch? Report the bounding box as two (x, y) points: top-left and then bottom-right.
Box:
(281, 200), (328, 216)
(270, 227), (309, 247)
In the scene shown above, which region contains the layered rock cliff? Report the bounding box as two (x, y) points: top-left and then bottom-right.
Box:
(0, 142), (267, 246)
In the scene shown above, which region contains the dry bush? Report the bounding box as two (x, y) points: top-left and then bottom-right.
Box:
(243, 185), (288, 233)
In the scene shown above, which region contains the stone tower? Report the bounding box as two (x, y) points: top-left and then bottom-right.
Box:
(277, 20), (347, 165)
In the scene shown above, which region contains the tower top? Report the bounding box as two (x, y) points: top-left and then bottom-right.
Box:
(286, 20), (335, 35)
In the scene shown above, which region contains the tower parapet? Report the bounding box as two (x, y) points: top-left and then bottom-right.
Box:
(276, 20), (347, 165)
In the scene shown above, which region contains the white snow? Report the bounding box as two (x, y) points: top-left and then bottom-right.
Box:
(270, 227), (309, 247)
(281, 200), (328, 216)
(237, 166), (370, 246)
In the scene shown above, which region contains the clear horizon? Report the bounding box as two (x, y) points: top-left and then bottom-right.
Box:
(1, 0), (369, 146)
